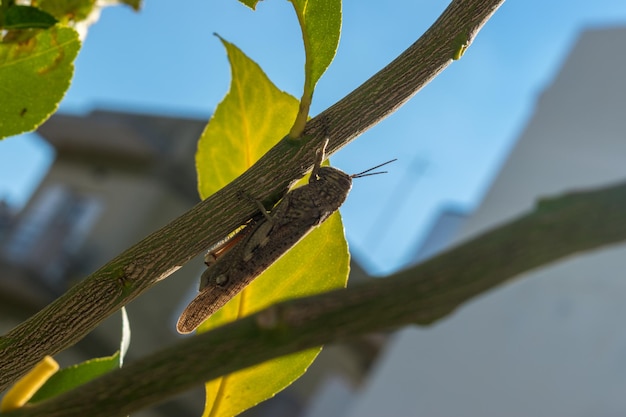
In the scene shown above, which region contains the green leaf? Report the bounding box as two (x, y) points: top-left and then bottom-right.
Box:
(2, 5), (58, 29)
(112, 0), (142, 11)
(288, 0), (341, 136)
(452, 30), (470, 60)
(28, 309), (129, 403)
(37, 0), (96, 24)
(237, 0), (260, 10)
(290, 0), (341, 95)
(195, 38), (349, 417)
(28, 353), (121, 403)
(0, 26), (80, 140)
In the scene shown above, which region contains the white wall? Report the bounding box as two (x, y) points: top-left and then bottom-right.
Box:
(345, 27), (626, 417)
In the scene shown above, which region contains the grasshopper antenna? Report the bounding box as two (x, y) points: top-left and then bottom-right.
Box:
(351, 159), (397, 178)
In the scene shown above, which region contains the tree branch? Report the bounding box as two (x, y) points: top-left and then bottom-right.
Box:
(0, 0), (505, 391)
(6, 180), (626, 417)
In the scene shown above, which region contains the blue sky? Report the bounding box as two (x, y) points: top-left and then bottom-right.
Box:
(1, 1), (625, 274)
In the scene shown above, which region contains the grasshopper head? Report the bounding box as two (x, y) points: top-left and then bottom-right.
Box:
(312, 166), (353, 213)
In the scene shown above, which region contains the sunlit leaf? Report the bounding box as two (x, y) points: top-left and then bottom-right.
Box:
(195, 37), (349, 417)
(196, 36), (299, 200)
(0, 26), (80, 140)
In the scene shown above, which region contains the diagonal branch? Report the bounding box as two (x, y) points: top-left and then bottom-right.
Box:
(0, 0), (505, 391)
(6, 180), (626, 417)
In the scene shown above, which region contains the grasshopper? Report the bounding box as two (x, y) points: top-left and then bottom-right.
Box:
(177, 140), (394, 333)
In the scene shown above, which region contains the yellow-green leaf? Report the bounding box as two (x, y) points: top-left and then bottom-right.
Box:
(0, 26), (80, 140)
(195, 38), (349, 417)
(196, 36), (299, 200)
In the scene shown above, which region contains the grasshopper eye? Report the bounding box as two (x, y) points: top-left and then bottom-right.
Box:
(215, 274), (229, 286)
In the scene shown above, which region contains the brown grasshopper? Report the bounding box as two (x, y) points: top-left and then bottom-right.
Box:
(177, 140), (394, 333)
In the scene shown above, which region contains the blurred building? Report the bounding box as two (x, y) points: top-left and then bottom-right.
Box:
(339, 26), (626, 417)
(0, 110), (210, 416)
(408, 205), (469, 265)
